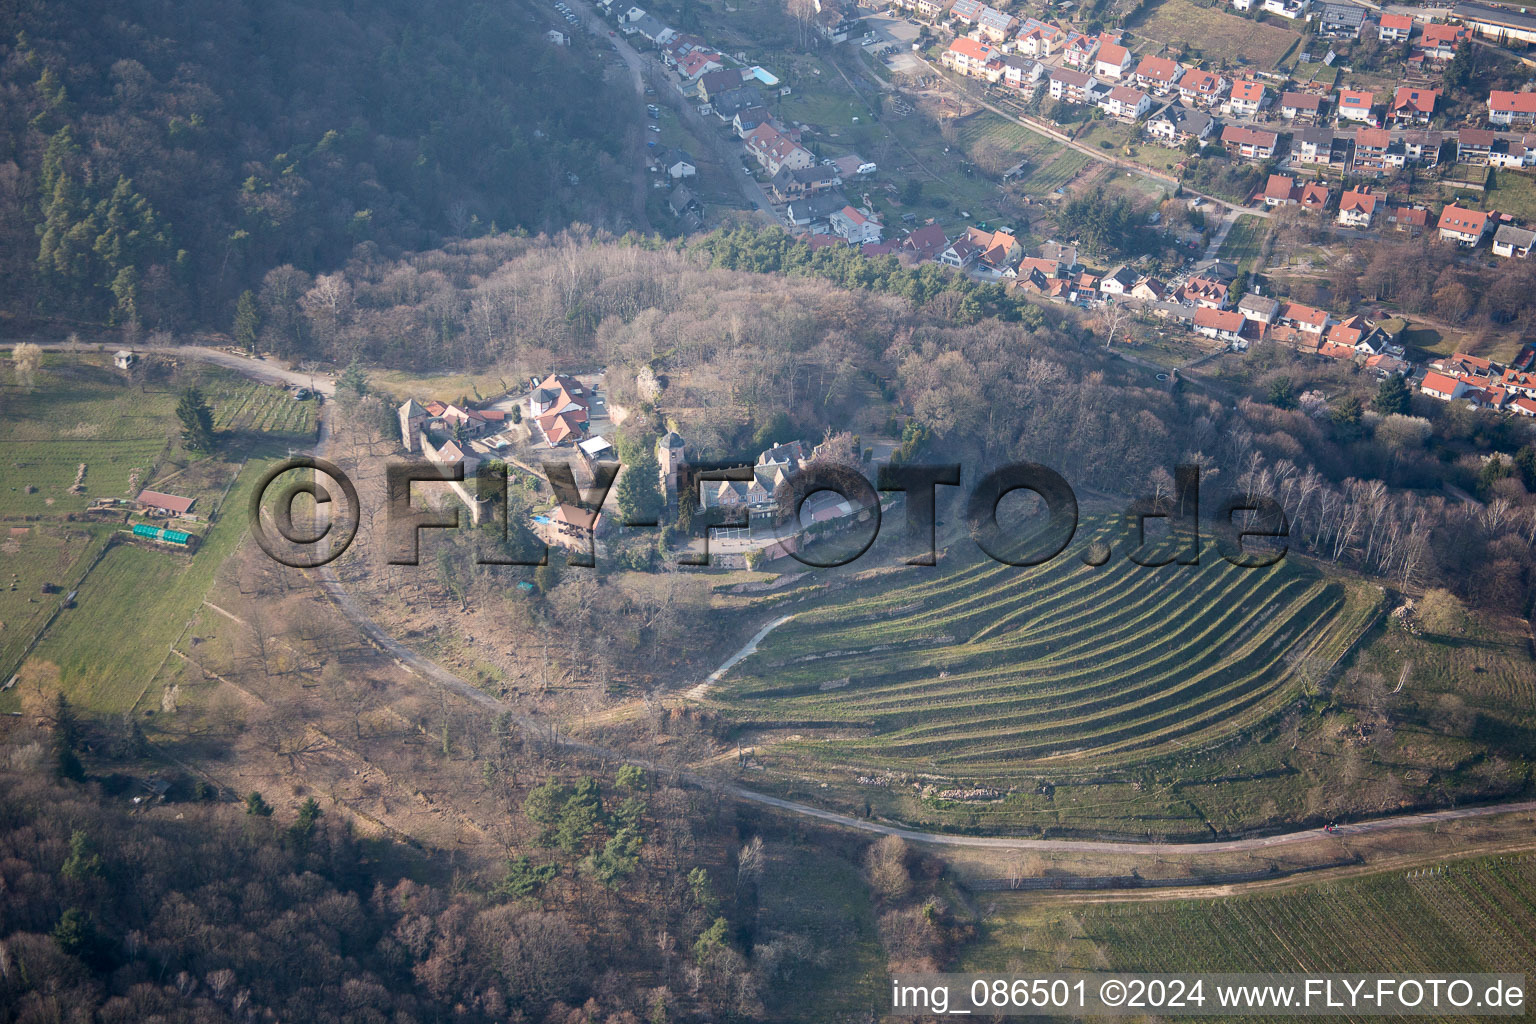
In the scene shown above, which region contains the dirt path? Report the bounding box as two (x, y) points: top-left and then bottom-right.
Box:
(684, 613), (795, 700)
(105, 342), (1536, 883)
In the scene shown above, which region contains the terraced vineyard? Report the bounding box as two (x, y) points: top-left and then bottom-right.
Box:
(711, 527), (1378, 778)
(1083, 855), (1536, 976)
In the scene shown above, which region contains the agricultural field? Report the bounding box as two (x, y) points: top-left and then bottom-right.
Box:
(0, 526), (110, 684)
(709, 519), (1376, 778)
(966, 853), (1536, 978)
(1129, 0), (1301, 70)
(1216, 214), (1271, 274)
(14, 460), (270, 712)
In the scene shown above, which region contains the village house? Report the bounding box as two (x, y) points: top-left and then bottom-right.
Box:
(1493, 223), (1536, 257)
(785, 191), (850, 228)
(1337, 186), (1379, 227)
(1146, 104), (1213, 145)
(1419, 22), (1467, 59)
(1487, 89), (1536, 126)
(1279, 301), (1330, 337)
(1263, 174), (1301, 206)
(1438, 203), (1492, 246)
(941, 36), (998, 78)
(829, 205), (883, 245)
(1385, 204), (1430, 234)
(1378, 12), (1414, 41)
(745, 124), (815, 174)
(1262, 0), (1310, 18)
(1292, 126), (1345, 167)
(1179, 68), (1228, 106)
(733, 107), (772, 136)
(1001, 55), (1044, 92)
(1015, 18), (1068, 57)
(1193, 306), (1248, 345)
(1237, 293), (1280, 328)
(770, 164), (839, 200)
(1060, 31), (1099, 69)
(1222, 124), (1279, 160)
(976, 5), (1018, 41)
(1336, 88), (1376, 124)
(1280, 91), (1325, 121)
(1101, 85), (1151, 121)
(948, 0), (985, 26)
(1177, 275), (1230, 309)
(1094, 40), (1133, 79)
(1099, 265), (1139, 296)
(938, 235), (984, 268)
(1130, 277), (1168, 302)
(900, 224), (950, 263)
(1049, 67), (1101, 105)
(1226, 79), (1267, 118)
(1419, 369), (1475, 401)
(1318, 0), (1367, 37)
(1133, 55), (1184, 93)
(1389, 86), (1438, 124)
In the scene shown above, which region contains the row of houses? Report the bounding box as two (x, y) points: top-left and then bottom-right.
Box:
(1420, 348), (1536, 416)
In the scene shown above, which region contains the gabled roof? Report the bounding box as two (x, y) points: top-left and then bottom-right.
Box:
(137, 490), (195, 514)
(1180, 68), (1223, 94)
(1420, 370), (1462, 395)
(1281, 90), (1322, 111)
(1194, 306), (1245, 331)
(1231, 79), (1266, 103)
(1106, 85), (1147, 104)
(1438, 203), (1489, 234)
(1264, 173), (1297, 201)
(1338, 88), (1374, 109)
(1097, 41), (1130, 65)
(1135, 55), (1181, 82)
(1281, 302), (1329, 328)
(1495, 223), (1536, 247)
(1299, 182), (1330, 209)
(1222, 124), (1277, 146)
(1392, 86), (1438, 114)
(1339, 187), (1378, 214)
(947, 36), (994, 61)
(1379, 12), (1413, 30)
(1488, 90), (1536, 115)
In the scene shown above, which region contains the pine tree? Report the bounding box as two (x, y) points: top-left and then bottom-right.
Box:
(233, 290), (260, 353)
(245, 791), (274, 816)
(337, 360), (368, 400)
(52, 693), (84, 782)
(1372, 373), (1411, 416)
(176, 386), (216, 451)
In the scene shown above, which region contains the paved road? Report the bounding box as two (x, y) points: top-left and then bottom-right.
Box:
(60, 341), (1536, 863)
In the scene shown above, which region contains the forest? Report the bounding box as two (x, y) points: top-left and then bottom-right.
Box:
(0, 0), (636, 332)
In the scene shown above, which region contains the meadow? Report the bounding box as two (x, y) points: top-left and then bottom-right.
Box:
(1216, 214), (1271, 274)
(1129, 0), (1302, 70)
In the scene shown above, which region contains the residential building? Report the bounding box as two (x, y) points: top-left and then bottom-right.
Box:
(1336, 88), (1376, 124)
(1001, 55), (1044, 92)
(1015, 18), (1067, 57)
(976, 5), (1018, 39)
(1146, 104), (1214, 145)
(1420, 22), (1468, 57)
(1337, 186), (1379, 227)
(745, 124), (815, 174)
(829, 205), (883, 245)
(941, 36), (997, 78)
(1319, 1), (1367, 37)
(1299, 181), (1330, 212)
(1130, 277), (1168, 302)
(1177, 275), (1230, 308)
(662, 149), (697, 179)
(1279, 301), (1330, 336)
(1094, 41), (1133, 79)
(1049, 67), (1100, 105)
(1099, 265), (1139, 296)
(1292, 126), (1343, 166)
(1390, 86), (1438, 124)
(938, 235), (983, 268)
(1194, 306), (1248, 344)
(1458, 127), (1497, 165)
(1487, 89), (1536, 126)
(1261, 0), (1310, 18)
(1133, 55), (1184, 92)
(1493, 223), (1536, 257)
(1101, 85), (1151, 121)
(1060, 31), (1099, 68)
(770, 164), (840, 200)
(1237, 293), (1280, 325)
(1179, 68), (1228, 105)
(1263, 173), (1301, 206)
(1437, 203), (1492, 245)
(900, 224), (949, 263)
(1385, 204), (1429, 234)
(1226, 79), (1268, 117)
(1378, 12), (1414, 41)
(1231, 0), (1254, 10)
(1420, 369), (1473, 401)
(1222, 124), (1279, 159)
(1280, 91), (1324, 120)
(948, 0), (985, 25)
(784, 191), (849, 227)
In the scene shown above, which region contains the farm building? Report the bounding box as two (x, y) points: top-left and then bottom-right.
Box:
(136, 490), (196, 516)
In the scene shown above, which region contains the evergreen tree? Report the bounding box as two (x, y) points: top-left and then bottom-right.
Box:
(52, 693), (84, 782)
(177, 386), (216, 451)
(616, 446), (662, 525)
(245, 791), (274, 816)
(233, 290), (261, 353)
(1372, 373), (1411, 416)
(337, 360), (368, 401)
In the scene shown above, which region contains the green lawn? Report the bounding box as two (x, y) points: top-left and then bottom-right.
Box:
(0, 526), (111, 683)
(1216, 214), (1270, 274)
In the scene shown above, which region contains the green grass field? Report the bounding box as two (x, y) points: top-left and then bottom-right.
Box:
(712, 521), (1375, 778)
(0, 526), (111, 682)
(1217, 214), (1270, 274)
(20, 460), (268, 711)
(967, 853), (1536, 978)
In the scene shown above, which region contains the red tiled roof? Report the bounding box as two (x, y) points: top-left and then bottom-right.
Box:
(1194, 306), (1245, 331)
(1392, 86), (1438, 114)
(1438, 203), (1489, 234)
(1488, 90), (1536, 115)
(1231, 79), (1265, 102)
(137, 490), (195, 514)
(1379, 13), (1413, 30)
